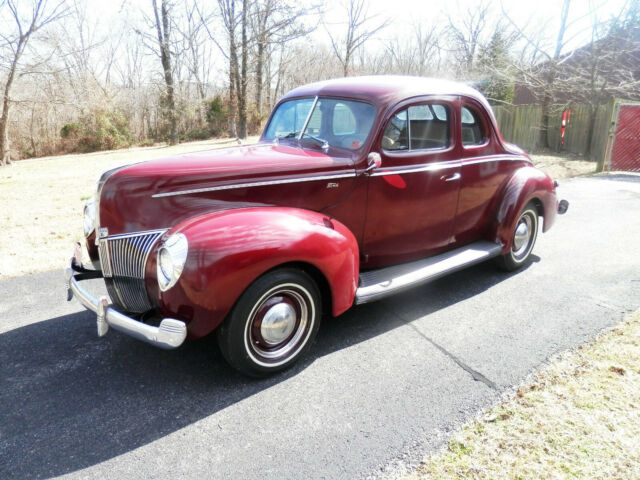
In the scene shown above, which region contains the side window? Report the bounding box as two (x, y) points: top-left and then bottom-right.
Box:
(408, 104), (450, 149)
(461, 106), (486, 146)
(382, 104), (450, 152)
(381, 110), (408, 151)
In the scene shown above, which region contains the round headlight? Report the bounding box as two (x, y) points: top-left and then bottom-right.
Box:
(158, 248), (174, 280)
(83, 198), (96, 237)
(157, 233), (188, 292)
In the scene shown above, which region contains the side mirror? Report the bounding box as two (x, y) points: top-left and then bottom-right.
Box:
(365, 152), (382, 175)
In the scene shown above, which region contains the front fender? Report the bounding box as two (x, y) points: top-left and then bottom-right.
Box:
(490, 167), (558, 252)
(157, 207), (359, 339)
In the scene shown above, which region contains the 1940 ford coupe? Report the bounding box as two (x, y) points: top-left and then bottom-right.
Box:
(66, 76), (568, 376)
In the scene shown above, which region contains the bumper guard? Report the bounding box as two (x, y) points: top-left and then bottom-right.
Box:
(64, 243), (186, 349)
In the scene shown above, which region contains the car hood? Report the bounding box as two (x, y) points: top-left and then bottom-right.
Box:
(98, 143), (356, 235)
(113, 143), (349, 193)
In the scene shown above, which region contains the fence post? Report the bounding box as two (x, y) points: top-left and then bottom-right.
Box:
(597, 98), (619, 173)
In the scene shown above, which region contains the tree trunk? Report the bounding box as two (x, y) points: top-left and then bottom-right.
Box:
(228, 62), (238, 138)
(29, 105), (37, 157)
(585, 105), (598, 159)
(539, 0), (570, 150)
(265, 49), (272, 110)
(0, 113), (11, 166)
(0, 87), (12, 165)
(255, 38), (265, 117)
(0, 36), (24, 166)
(226, 0), (238, 138)
(153, 0), (178, 145)
(237, 0), (248, 139)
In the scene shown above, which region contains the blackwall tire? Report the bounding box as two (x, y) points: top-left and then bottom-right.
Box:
(495, 202), (539, 272)
(216, 268), (322, 377)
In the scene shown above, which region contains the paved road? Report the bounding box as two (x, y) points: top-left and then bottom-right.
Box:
(1, 174), (639, 480)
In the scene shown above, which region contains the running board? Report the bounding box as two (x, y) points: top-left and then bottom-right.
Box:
(354, 241), (503, 304)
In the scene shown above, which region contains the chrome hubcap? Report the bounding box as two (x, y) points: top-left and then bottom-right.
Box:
(260, 302), (296, 345)
(246, 286), (312, 364)
(513, 214), (533, 257)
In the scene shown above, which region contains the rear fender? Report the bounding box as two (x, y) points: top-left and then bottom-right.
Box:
(490, 167), (558, 253)
(157, 207), (359, 339)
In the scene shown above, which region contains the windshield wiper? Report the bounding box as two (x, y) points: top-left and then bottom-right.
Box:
(276, 131), (300, 139)
(275, 131), (328, 151)
(301, 133), (329, 151)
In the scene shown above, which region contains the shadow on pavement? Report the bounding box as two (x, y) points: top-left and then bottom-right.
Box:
(0, 259), (533, 479)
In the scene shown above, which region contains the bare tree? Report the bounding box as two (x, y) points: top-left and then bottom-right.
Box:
(503, 0), (573, 148)
(381, 23), (442, 76)
(251, 0), (317, 116)
(445, 1), (491, 76)
(151, 0), (178, 145)
(552, 2), (640, 155)
(238, 0), (248, 138)
(197, 0), (240, 137)
(326, 0), (388, 77)
(0, 0), (67, 165)
(176, 1), (214, 125)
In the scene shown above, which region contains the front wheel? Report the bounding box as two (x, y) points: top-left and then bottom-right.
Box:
(217, 268), (322, 377)
(495, 202), (539, 271)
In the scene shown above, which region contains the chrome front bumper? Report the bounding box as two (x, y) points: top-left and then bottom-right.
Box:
(64, 245), (187, 349)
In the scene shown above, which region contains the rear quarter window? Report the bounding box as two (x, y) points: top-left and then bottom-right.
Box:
(461, 106), (487, 146)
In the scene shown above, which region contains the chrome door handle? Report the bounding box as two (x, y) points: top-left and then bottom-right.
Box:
(442, 172), (461, 182)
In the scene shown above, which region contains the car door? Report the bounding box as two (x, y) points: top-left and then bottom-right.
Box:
(362, 98), (461, 269)
(453, 99), (518, 245)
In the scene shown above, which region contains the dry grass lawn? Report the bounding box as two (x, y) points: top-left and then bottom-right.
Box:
(0, 143), (592, 278)
(531, 153), (596, 180)
(0, 137), (257, 279)
(405, 310), (640, 480)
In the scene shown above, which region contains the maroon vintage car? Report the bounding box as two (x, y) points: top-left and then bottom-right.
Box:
(66, 76), (568, 376)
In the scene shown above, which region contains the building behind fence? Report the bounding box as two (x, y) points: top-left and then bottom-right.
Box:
(491, 98), (637, 171)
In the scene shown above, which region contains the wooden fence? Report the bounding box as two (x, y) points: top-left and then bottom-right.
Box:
(492, 99), (620, 166)
(492, 104), (543, 153)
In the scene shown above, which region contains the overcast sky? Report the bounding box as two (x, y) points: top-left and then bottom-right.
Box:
(7, 0), (627, 90)
(91, 0), (629, 53)
(320, 0), (629, 50)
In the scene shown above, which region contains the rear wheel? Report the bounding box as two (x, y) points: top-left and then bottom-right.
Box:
(495, 202), (539, 271)
(217, 268), (322, 377)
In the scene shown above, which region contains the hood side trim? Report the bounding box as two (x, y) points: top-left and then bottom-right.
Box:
(151, 171), (357, 198)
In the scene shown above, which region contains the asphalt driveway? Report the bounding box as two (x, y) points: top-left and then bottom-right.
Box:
(1, 174), (639, 479)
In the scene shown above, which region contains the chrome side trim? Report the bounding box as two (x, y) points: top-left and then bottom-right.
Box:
(462, 154), (528, 165)
(371, 161), (459, 176)
(151, 155), (525, 197)
(151, 172), (357, 198)
(355, 241), (502, 304)
(370, 154), (525, 177)
(65, 266), (186, 349)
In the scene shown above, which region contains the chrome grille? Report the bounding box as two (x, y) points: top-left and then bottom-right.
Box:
(98, 229), (166, 312)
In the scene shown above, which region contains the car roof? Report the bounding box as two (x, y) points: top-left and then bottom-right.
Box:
(279, 75), (492, 111)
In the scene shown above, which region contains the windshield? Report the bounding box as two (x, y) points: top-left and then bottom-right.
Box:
(263, 97), (376, 151)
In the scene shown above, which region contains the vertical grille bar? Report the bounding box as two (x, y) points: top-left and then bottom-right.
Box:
(98, 229), (167, 313)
